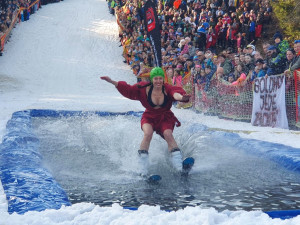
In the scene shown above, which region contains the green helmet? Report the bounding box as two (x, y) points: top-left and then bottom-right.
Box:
(150, 67), (165, 82)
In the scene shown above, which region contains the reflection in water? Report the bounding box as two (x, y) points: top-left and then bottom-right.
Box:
(32, 115), (300, 212)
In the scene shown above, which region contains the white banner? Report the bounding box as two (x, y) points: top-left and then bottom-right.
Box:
(251, 75), (288, 129)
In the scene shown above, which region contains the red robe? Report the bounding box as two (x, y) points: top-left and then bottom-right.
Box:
(116, 81), (186, 136)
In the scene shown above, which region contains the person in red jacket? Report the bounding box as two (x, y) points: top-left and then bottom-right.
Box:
(226, 23), (237, 49)
(101, 67), (190, 174)
(206, 27), (217, 50)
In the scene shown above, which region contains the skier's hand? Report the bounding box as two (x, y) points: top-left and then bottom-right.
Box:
(100, 76), (112, 83)
(180, 94), (191, 103)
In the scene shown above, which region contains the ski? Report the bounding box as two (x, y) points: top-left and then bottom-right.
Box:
(181, 157), (195, 176)
(146, 174), (162, 184)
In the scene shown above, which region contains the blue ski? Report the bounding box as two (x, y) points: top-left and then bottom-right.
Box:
(181, 157), (195, 176)
(146, 174), (162, 184)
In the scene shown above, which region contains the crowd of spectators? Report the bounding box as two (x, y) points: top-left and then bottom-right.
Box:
(0, 0), (19, 37)
(112, 0), (300, 90)
(0, 0), (63, 55)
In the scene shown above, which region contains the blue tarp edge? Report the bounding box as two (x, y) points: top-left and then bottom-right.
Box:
(0, 110), (71, 214)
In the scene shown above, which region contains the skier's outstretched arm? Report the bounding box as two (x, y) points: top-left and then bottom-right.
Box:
(100, 76), (118, 87)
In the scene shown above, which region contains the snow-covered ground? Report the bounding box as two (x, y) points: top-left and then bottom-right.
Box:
(0, 0), (299, 224)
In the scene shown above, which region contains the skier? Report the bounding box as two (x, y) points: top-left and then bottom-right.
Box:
(101, 67), (190, 175)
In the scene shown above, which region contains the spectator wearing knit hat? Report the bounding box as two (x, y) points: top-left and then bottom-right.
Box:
(273, 31), (289, 64)
(293, 40), (300, 55)
(196, 25), (207, 51)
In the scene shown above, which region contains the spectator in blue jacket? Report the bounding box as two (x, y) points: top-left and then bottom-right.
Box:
(251, 58), (266, 81)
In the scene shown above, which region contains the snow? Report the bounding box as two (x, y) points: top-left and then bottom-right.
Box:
(0, 203), (295, 225)
(0, 0), (299, 224)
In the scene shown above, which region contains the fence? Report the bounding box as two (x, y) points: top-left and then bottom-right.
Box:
(295, 69), (300, 127)
(194, 69), (300, 129)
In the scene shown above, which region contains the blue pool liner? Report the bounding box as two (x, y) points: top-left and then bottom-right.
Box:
(0, 109), (299, 219)
(0, 110), (71, 214)
(204, 130), (300, 172)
